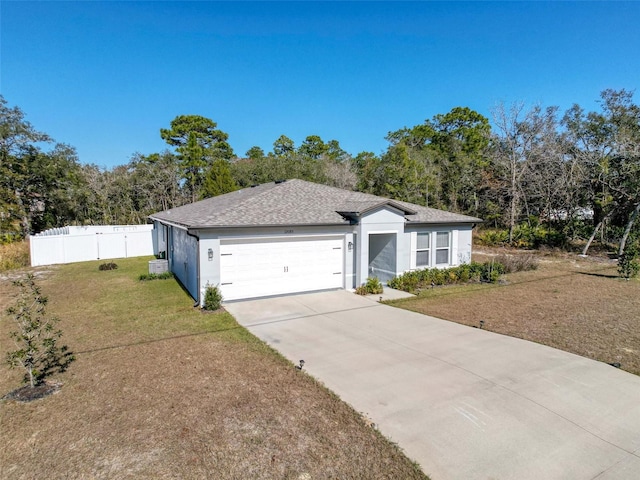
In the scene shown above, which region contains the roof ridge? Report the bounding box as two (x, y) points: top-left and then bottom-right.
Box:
(149, 178), (482, 227)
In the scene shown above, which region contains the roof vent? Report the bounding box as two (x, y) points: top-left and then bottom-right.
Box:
(274, 179), (287, 184)
(250, 184), (259, 188)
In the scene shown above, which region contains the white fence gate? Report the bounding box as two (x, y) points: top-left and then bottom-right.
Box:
(30, 225), (154, 267)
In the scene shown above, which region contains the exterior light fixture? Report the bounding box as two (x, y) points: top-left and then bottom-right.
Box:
(208, 248), (213, 261)
(348, 241), (353, 251)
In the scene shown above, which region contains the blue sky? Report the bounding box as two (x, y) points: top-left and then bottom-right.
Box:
(2, 1), (639, 168)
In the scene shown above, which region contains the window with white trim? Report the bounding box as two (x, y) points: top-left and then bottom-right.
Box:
(435, 232), (450, 265)
(416, 232), (430, 267)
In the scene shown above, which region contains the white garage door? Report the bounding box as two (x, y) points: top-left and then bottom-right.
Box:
(220, 236), (344, 301)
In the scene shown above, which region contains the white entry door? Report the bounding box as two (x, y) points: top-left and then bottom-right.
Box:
(220, 236), (344, 301)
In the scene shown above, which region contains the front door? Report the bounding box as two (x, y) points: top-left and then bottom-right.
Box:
(368, 233), (397, 283)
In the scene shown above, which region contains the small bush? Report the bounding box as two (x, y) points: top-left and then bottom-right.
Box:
(493, 254), (539, 273)
(355, 277), (384, 295)
(99, 262), (118, 271)
(203, 284), (223, 310)
(475, 229), (509, 247)
(0, 233), (22, 245)
(138, 272), (174, 281)
(618, 240), (640, 280)
(354, 285), (368, 295)
(480, 261), (503, 283)
(0, 241), (30, 272)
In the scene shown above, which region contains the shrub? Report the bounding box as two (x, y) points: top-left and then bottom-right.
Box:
(0, 240), (30, 272)
(480, 261), (503, 283)
(355, 277), (383, 295)
(493, 254), (539, 273)
(618, 240), (640, 280)
(98, 262), (118, 271)
(476, 224), (566, 249)
(138, 272), (174, 281)
(388, 261), (505, 293)
(512, 224), (565, 248)
(203, 284), (223, 310)
(475, 229), (509, 246)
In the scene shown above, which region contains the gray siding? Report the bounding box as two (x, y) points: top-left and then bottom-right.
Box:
(169, 226), (199, 301)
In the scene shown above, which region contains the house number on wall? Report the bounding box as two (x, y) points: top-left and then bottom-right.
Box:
(284, 229), (294, 234)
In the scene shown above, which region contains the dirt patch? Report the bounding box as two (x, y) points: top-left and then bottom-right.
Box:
(393, 250), (640, 376)
(3, 381), (61, 403)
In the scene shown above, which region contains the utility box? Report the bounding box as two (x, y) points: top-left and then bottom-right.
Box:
(149, 259), (169, 274)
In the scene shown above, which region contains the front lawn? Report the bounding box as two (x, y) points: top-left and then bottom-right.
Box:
(0, 257), (427, 479)
(389, 250), (640, 376)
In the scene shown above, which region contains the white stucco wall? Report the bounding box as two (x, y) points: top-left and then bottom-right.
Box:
(356, 206), (409, 286)
(194, 224), (355, 305)
(154, 217), (476, 303)
(456, 227), (474, 264)
(405, 224), (475, 271)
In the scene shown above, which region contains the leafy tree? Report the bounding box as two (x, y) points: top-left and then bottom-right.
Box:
(129, 151), (185, 213)
(429, 107), (490, 212)
(160, 115), (234, 202)
(384, 107), (490, 212)
(273, 135), (295, 157)
(0, 96), (52, 236)
(0, 96), (89, 236)
(0, 95), (51, 160)
(353, 151), (381, 193)
(379, 144), (427, 205)
(326, 139), (349, 162)
(202, 158), (238, 198)
(245, 146), (265, 160)
(567, 90), (640, 255)
(5, 274), (74, 388)
(298, 135), (328, 160)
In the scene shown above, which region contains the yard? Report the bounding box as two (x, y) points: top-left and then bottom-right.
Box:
(390, 249), (640, 377)
(0, 257), (427, 479)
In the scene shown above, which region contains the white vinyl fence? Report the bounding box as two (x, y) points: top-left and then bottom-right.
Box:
(30, 225), (154, 267)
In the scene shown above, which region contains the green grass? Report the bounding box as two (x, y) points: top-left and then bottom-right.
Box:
(50, 257), (241, 347)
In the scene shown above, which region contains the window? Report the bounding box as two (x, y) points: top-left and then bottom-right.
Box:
(435, 232), (450, 265)
(416, 232), (430, 267)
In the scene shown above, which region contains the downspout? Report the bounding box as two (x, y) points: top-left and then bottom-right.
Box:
(186, 229), (201, 307)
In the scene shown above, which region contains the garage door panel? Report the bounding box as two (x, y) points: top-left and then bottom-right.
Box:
(220, 236), (344, 300)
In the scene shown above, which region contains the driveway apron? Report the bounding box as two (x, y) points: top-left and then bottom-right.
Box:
(225, 290), (640, 480)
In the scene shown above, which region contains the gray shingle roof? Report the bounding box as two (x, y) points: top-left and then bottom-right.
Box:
(149, 179), (482, 228)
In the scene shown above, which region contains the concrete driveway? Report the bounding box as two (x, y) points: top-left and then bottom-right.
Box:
(225, 290), (640, 480)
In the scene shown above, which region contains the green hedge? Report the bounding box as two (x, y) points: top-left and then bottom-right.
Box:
(387, 261), (504, 293)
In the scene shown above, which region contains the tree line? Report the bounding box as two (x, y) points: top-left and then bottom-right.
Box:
(1, 90), (638, 255)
